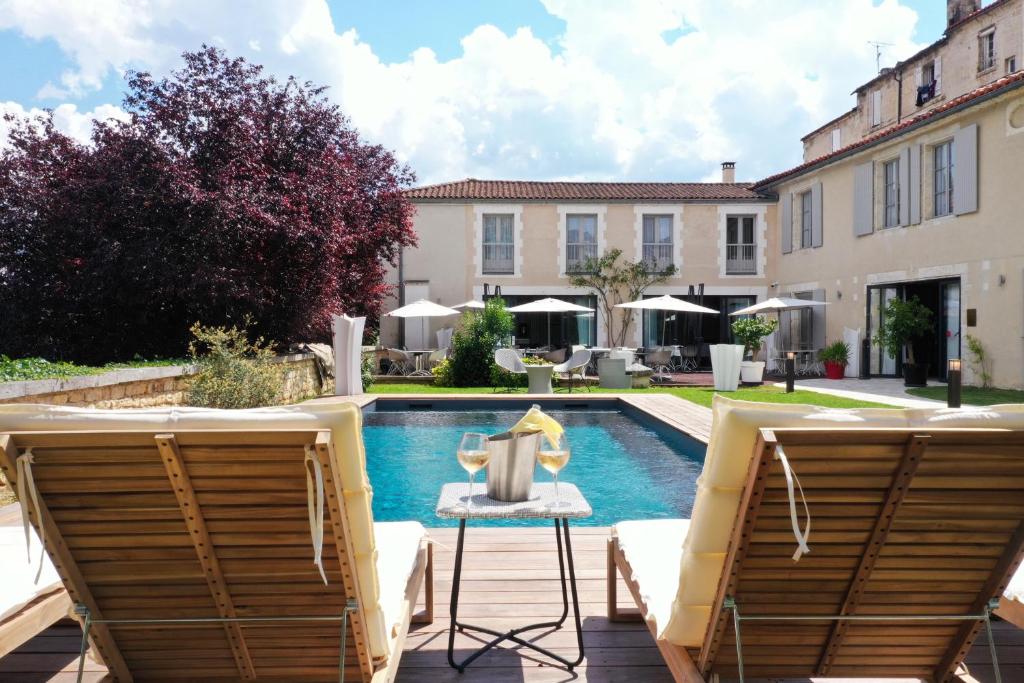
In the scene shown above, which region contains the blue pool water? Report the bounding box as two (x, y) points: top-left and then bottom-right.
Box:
(362, 406), (706, 526)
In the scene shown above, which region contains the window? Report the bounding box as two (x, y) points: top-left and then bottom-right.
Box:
(979, 30), (996, 71)
(883, 158), (900, 228)
(565, 214), (598, 272)
(870, 90), (882, 126)
(482, 213), (514, 274)
(799, 191), (813, 248)
(726, 215), (757, 274)
(641, 214), (673, 271)
(917, 60), (937, 106)
(933, 141), (955, 217)
(1007, 56), (1018, 74)
(830, 128), (841, 152)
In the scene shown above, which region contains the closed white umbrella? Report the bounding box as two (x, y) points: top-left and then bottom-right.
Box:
(384, 299), (460, 353)
(617, 295), (719, 346)
(506, 297), (594, 347)
(729, 297), (828, 316)
(452, 299), (486, 310)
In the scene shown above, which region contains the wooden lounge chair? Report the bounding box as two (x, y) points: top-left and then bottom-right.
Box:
(0, 402), (432, 683)
(608, 399), (1024, 682)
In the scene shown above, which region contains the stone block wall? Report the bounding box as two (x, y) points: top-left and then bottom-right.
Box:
(0, 354), (332, 408)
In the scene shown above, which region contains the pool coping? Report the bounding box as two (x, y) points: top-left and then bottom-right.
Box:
(314, 392), (712, 445)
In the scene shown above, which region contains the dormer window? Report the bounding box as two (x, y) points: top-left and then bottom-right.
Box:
(917, 59), (938, 106)
(979, 29), (996, 72)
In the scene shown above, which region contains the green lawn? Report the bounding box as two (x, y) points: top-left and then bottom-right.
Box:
(906, 385), (1024, 406)
(369, 383), (892, 409)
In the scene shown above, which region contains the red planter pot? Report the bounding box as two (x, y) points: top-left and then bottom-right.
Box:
(824, 361), (846, 380)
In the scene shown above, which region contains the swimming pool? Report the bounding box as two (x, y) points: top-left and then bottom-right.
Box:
(362, 401), (706, 526)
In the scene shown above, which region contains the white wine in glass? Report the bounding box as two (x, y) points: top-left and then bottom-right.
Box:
(538, 432), (571, 509)
(457, 432), (489, 510)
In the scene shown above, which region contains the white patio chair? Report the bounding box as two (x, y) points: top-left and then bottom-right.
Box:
(493, 348), (527, 392)
(677, 344), (699, 372)
(554, 349), (592, 393)
(385, 348), (415, 376)
(645, 347), (674, 381)
(427, 348), (448, 370)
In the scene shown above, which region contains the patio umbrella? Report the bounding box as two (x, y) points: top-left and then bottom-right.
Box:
(452, 299), (486, 310)
(729, 297), (828, 316)
(384, 299), (461, 349)
(506, 297), (594, 347)
(617, 295), (719, 346)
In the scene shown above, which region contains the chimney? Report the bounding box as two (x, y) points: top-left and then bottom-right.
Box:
(721, 161), (736, 183)
(947, 0), (979, 28)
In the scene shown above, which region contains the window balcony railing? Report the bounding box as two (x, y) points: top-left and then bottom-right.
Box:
(483, 244), (514, 274)
(566, 243), (598, 273)
(642, 244), (673, 272)
(726, 244), (757, 275)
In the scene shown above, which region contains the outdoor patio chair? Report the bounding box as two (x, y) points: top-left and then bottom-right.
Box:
(677, 345), (699, 372)
(493, 348), (527, 392)
(607, 396), (1024, 682)
(385, 348), (415, 376)
(0, 402), (433, 683)
(644, 347), (674, 380)
(597, 357), (630, 390)
(542, 348), (566, 364)
(427, 347), (447, 370)
(553, 349), (591, 393)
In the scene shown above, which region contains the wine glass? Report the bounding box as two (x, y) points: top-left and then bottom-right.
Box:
(537, 432), (571, 509)
(457, 432), (489, 510)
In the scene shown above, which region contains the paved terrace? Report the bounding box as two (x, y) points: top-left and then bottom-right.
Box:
(2, 394), (1021, 681)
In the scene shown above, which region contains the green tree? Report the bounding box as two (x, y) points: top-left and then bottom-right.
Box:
(873, 296), (933, 366)
(730, 316), (779, 360)
(568, 249), (676, 347)
(448, 297), (514, 386)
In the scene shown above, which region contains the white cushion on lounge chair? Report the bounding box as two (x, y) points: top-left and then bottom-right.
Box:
(0, 525), (63, 621)
(374, 521), (427, 641)
(613, 519), (688, 634)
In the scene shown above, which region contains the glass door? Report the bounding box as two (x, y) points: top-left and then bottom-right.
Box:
(867, 285), (901, 376)
(939, 280), (961, 380)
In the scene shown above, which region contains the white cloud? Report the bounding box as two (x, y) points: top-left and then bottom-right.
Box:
(0, 0), (925, 183)
(0, 100), (129, 147)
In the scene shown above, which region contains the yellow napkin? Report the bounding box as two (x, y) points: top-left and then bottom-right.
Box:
(509, 404), (564, 446)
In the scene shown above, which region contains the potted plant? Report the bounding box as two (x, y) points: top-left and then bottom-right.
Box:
(730, 316), (779, 385)
(872, 295), (934, 387)
(819, 340), (851, 380)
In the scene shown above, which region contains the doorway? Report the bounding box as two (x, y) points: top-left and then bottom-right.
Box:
(866, 277), (960, 380)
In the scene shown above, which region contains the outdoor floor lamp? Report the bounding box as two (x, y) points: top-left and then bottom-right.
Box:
(785, 352), (796, 393)
(947, 358), (962, 408)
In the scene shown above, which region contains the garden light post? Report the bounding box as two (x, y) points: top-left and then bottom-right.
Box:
(947, 358), (962, 408)
(785, 352), (796, 393)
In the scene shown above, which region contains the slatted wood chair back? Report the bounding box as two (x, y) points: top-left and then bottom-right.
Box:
(698, 428), (1024, 682)
(0, 429), (374, 683)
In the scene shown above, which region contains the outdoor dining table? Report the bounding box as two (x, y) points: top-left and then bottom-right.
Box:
(436, 482), (592, 673)
(405, 348), (435, 376)
(524, 363), (555, 394)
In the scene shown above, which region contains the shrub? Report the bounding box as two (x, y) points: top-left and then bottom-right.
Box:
(449, 298), (515, 387)
(819, 340), (851, 365)
(185, 321), (283, 408)
(730, 316), (779, 359)
(873, 296), (933, 366)
(361, 354), (375, 392)
(965, 334), (992, 388)
(432, 358), (454, 387)
(0, 46), (416, 364)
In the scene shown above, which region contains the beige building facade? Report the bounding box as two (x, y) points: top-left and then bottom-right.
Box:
(803, 0), (1023, 160)
(384, 176), (775, 353)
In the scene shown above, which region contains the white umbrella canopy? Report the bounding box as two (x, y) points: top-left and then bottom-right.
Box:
(505, 297), (594, 314)
(384, 299), (460, 350)
(505, 297), (594, 347)
(616, 295), (719, 315)
(729, 297), (828, 316)
(452, 299), (486, 310)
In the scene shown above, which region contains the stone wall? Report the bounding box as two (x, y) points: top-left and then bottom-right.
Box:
(0, 353), (332, 408)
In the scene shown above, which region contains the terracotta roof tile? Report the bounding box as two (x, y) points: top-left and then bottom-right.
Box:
(754, 70), (1024, 189)
(404, 179), (764, 202)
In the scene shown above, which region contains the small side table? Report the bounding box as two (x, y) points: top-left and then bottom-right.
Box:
(524, 364), (555, 394)
(435, 482), (592, 672)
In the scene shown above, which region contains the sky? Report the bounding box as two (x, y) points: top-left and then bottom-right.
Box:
(0, 0), (957, 185)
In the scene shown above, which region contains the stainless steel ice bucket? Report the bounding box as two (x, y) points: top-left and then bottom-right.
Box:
(485, 430), (540, 502)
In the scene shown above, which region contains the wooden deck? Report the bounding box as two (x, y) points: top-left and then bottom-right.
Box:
(2, 523), (1021, 682)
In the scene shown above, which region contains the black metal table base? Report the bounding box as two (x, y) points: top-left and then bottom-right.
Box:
(447, 518), (585, 672)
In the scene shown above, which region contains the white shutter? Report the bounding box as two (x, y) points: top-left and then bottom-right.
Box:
(780, 193), (793, 254)
(871, 91), (882, 126)
(811, 182), (823, 248)
(934, 56), (942, 93)
(898, 147), (911, 226)
(853, 162), (875, 236)
(831, 129), (841, 152)
(954, 124), (978, 215)
(909, 144), (922, 225)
